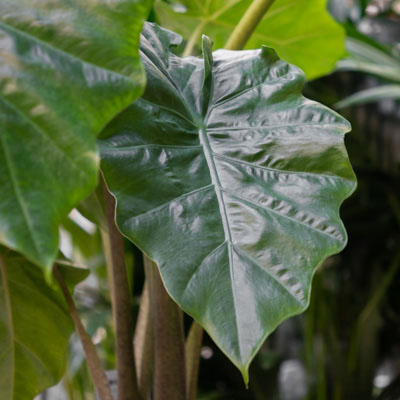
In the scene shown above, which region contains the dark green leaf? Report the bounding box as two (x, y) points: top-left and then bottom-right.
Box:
(154, 0), (346, 79)
(100, 23), (356, 380)
(0, 249), (88, 400)
(0, 0), (152, 270)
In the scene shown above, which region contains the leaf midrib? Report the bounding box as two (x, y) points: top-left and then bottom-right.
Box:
(0, 256), (15, 399)
(200, 47), (247, 360)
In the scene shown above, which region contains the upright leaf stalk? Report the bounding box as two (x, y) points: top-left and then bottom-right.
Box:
(225, 0), (276, 50)
(53, 266), (114, 400)
(146, 256), (186, 400)
(101, 175), (140, 400)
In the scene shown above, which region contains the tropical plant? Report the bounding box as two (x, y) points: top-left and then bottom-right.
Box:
(0, 1), (356, 399)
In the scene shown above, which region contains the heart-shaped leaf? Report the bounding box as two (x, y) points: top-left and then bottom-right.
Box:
(0, 250), (89, 400)
(0, 0), (151, 270)
(100, 23), (356, 380)
(154, 0), (346, 79)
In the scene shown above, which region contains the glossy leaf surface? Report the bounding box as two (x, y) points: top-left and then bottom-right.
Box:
(154, 0), (346, 79)
(0, 250), (89, 400)
(0, 0), (151, 270)
(100, 23), (356, 380)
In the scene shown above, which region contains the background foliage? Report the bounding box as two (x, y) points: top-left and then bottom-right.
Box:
(0, 0), (398, 399)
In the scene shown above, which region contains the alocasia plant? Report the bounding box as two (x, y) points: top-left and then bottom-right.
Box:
(100, 22), (356, 382)
(0, 0), (357, 398)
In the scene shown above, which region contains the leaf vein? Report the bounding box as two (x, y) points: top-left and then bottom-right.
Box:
(0, 20), (134, 84)
(129, 184), (214, 223)
(212, 152), (352, 182)
(223, 189), (343, 242)
(180, 240), (227, 300)
(233, 246), (306, 307)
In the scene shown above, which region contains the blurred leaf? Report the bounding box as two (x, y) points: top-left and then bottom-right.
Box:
(154, 0), (346, 79)
(0, 0), (152, 271)
(56, 260), (90, 290)
(337, 36), (400, 82)
(60, 211), (104, 269)
(100, 23), (356, 381)
(0, 249), (88, 400)
(335, 84), (400, 108)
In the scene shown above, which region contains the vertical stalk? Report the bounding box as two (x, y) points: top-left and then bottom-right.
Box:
(348, 251), (400, 372)
(101, 175), (141, 400)
(224, 0), (276, 50)
(183, 21), (207, 56)
(185, 321), (203, 400)
(146, 256), (186, 400)
(53, 266), (114, 400)
(133, 279), (153, 399)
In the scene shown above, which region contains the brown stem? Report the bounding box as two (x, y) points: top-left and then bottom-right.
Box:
(133, 278), (153, 399)
(146, 256), (186, 400)
(53, 266), (114, 400)
(101, 174), (141, 400)
(185, 321), (203, 400)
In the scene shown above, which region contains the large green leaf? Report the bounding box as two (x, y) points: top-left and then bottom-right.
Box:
(0, 249), (89, 400)
(0, 0), (151, 270)
(154, 0), (346, 79)
(100, 23), (356, 380)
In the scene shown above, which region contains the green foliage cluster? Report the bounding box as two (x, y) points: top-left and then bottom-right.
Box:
(0, 0), (366, 399)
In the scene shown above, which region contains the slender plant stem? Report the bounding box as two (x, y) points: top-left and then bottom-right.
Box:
(101, 175), (141, 400)
(224, 0), (276, 50)
(185, 321), (203, 400)
(348, 251), (400, 371)
(183, 21), (207, 57)
(146, 256), (186, 400)
(133, 278), (153, 400)
(53, 266), (114, 400)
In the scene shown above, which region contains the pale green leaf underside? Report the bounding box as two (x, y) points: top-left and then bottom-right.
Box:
(0, 250), (88, 400)
(100, 23), (356, 380)
(0, 0), (151, 269)
(154, 0), (346, 79)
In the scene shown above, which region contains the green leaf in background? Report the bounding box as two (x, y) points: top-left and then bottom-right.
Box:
(0, 249), (89, 400)
(154, 0), (346, 79)
(100, 23), (356, 380)
(335, 32), (400, 108)
(0, 0), (152, 271)
(335, 84), (400, 108)
(336, 36), (400, 82)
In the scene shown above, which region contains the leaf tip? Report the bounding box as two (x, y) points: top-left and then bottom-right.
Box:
(239, 363), (250, 388)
